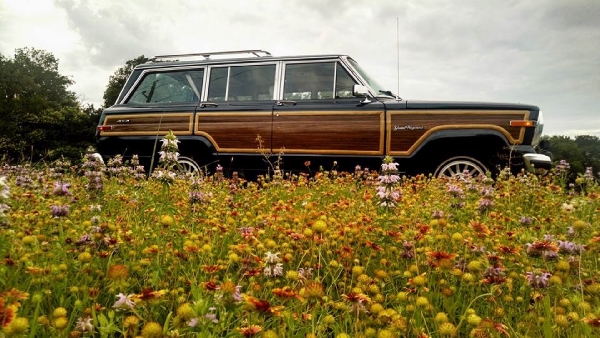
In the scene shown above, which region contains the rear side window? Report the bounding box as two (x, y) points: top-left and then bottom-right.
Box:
(127, 69), (204, 104)
(207, 64), (276, 101)
(283, 62), (357, 100)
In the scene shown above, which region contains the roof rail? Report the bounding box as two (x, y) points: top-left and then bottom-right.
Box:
(152, 49), (272, 61)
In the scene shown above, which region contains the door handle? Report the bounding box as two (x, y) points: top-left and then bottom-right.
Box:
(200, 102), (219, 108)
(276, 100), (296, 106)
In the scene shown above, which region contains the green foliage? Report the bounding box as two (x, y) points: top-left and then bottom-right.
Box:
(0, 47), (99, 162)
(544, 135), (600, 178)
(103, 55), (149, 107)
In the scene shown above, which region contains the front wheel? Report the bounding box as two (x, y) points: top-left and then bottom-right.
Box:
(434, 156), (487, 179)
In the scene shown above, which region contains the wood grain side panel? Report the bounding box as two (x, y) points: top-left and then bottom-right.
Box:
(100, 113), (193, 136)
(195, 112), (272, 152)
(272, 111), (384, 155)
(387, 110), (529, 155)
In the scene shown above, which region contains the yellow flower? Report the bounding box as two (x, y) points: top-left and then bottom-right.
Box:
(312, 220), (327, 233)
(5, 317), (29, 335)
(160, 215), (174, 227)
(53, 307), (68, 318)
(141, 321), (163, 338)
(438, 322), (456, 336)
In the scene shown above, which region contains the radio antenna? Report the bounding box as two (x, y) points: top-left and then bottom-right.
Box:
(396, 17), (401, 101)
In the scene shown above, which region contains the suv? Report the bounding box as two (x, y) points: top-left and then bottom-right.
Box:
(96, 49), (551, 178)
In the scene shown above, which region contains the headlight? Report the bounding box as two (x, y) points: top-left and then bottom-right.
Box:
(532, 110), (544, 148)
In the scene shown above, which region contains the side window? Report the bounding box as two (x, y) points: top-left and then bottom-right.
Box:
(335, 63), (356, 98)
(283, 62), (358, 100)
(127, 69), (203, 104)
(208, 64), (276, 101)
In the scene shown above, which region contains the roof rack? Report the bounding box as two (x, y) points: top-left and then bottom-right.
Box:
(152, 49), (272, 61)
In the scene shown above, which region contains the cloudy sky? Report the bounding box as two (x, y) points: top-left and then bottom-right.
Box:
(1, 0), (598, 136)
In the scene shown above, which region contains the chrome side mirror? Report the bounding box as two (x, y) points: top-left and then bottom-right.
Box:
(353, 84), (371, 104)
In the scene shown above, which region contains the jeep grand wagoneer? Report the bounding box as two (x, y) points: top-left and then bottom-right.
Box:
(96, 49), (551, 178)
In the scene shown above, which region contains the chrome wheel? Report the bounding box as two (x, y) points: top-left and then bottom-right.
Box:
(177, 157), (201, 175)
(435, 157), (486, 179)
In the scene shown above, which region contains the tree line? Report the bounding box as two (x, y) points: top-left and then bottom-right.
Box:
(0, 47), (598, 177)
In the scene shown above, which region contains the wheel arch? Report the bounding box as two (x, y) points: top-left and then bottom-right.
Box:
(408, 129), (511, 174)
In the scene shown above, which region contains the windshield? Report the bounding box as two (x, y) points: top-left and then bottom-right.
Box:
(347, 58), (393, 98)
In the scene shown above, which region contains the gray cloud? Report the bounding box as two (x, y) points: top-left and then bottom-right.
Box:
(2, 0), (598, 135)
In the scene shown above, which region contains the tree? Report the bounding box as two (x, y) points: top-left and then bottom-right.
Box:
(0, 47), (95, 162)
(544, 135), (600, 178)
(103, 55), (149, 107)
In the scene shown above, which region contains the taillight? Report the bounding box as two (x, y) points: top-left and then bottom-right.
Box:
(97, 126), (113, 131)
(509, 120), (536, 127)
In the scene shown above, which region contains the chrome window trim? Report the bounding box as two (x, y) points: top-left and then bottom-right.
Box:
(121, 66), (206, 104)
(278, 58), (363, 101)
(205, 61), (279, 102)
(340, 56), (377, 97)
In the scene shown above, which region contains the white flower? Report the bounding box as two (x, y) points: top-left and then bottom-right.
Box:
(561, 203), (574, 212)
(112, 293), (136, 311)
(75, 317), (94, 332)
(0, 176), (9, 199)
(272, 263), (284, 276)
(264, 251), (281, 264)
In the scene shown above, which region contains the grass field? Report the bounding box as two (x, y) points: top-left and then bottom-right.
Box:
(1, 152), (599, 337)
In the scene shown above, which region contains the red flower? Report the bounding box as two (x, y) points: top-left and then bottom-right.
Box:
(272, 287), (302, 300)
(202, 265), (224, 273)
(0, 299), (15, 327)
(202, 281), (219, 291)
(245, 296), (283, 316)
(237, 325), (262, 337)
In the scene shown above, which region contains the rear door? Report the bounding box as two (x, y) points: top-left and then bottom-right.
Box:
(272, 61), (385, 161)
(194, 62), (277, 175)
(97, 67), (204, 162)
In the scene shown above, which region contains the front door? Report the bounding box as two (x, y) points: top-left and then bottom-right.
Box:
(272, 61), (385, 171)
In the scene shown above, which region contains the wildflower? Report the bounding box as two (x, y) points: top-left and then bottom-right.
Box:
(0, 298), (15, 327)
(525, 271), (552, 288)
(426, 251), (457, 269)
(141, 321), (163, 338)
(401, 240), (415, 259)
(376, 156), (402, 208)
(237, 325), (262, 337)
(342, 292), (371, 304)
(525, 240), (559, 259)
(519, 216), (532, 225)
(82, 146), (105, 194)
(112, 293), (136, 311)
(188, 317), (199, 327)
(438, 322), (456, 336)
(264, 263), (284, 277)
(75, 316), (94, 332)
(244, 296), (283, 316)
(52, 181), (71, 195)
(217, 281), (243, 302)
(557, 240), (585, 254)
(303, 281), (325, 300)
(264, 252), (281, 264)
(0, 176), (10, 199)
(50, 204), (70, 217)
(273, 287), (302, 300)
(204, 307), (218, 323)
(107, 264), (130, 280)
(555, 160), (570, 174)
(298, 267), (313, 280)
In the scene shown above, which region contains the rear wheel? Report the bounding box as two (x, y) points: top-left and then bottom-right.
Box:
(434, 156), (487, 179)
(177, 156), (201, 175)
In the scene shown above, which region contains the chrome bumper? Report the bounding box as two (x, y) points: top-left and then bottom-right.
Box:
(523, 153), (552, 174)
